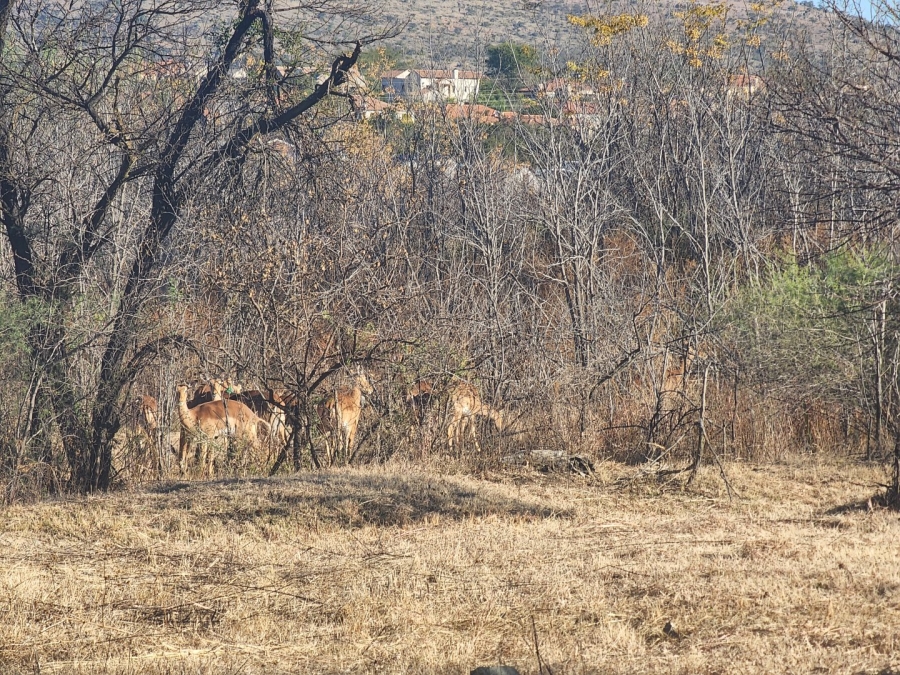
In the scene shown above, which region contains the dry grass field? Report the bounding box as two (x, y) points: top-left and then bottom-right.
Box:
(0, 457), (898, 674)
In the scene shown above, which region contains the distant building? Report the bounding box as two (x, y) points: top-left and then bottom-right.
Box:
(538, 78), (599, 101)
(381, 70), (412, 101)
(562, 100), (607, 130)
(381, 68), (481, 103)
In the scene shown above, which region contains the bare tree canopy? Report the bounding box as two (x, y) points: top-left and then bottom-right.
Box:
(1, 0), (899, 507)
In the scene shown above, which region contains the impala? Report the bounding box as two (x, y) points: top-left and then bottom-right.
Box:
(317, 369), (374, 465)
(186, 381), (213, 408)
(406, 379), (435, 426)
(447, 381), (504, 452)
(176, 383), (267, 477)
(138, 395), (158, 435)
(187, 377), (239, 408)
(228, 388), (289, 457)
(116, 394), (161, 475)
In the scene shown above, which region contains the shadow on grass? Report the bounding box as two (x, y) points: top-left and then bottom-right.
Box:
(825, 486), (900, 515)
(148, 481), (194, 494)
(146, 470), (567, 528)
(824, 498), (875, 515)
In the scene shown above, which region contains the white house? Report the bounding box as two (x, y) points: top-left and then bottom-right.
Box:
(381, 68), (481, 103)
(381, 69), (411, 102)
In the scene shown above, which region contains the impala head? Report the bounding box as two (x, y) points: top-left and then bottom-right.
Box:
(211, 379), (226, 400)
(176, 383), (189, 401)
(223, 378), (242, 395)
(271, 389), (296, 409)
(354, 368), (374, 396)
(406, 379), (433, 401)
(140, 395), (158, 412)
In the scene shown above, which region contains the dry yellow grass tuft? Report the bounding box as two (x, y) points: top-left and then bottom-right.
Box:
(0, 457), (898, 674)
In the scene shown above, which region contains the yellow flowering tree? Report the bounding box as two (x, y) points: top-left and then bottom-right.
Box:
(666, 1), (729, 68)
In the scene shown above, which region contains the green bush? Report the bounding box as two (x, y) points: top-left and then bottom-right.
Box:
(725, 248), (894, 404)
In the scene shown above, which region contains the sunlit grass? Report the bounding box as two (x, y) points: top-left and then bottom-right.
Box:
(0, 457), (896, 674)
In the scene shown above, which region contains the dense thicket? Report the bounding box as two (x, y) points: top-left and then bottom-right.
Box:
(1, 0), (899, 503)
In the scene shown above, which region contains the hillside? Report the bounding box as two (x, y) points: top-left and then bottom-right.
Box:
(374, 0), (835, 67)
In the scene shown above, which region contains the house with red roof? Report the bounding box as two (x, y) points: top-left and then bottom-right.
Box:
(381, 68), (481, 103)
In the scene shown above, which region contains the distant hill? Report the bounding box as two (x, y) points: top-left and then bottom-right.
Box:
(371, 0), (836, 71)
(377, 0), (585, 64)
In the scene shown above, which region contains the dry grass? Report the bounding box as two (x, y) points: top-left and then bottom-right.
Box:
(0, 456), (898, 674)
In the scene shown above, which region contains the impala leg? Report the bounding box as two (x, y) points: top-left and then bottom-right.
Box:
(177, 432), (189, 475)
(469, 416), (481, 452)
(153, 432), (164, 479)
(269, 415), (285, 467)
(328, 437), (334, 466)
(344, 425), (354, 465)
(195, 442), (206, 477)
(447, 418), (457, 453)
(323, 431), (333, 466)
(206, 442), (218, 479)
(272, 413), (287, 456)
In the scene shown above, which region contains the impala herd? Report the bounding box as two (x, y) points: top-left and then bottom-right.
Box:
(128, 372), (506, 478)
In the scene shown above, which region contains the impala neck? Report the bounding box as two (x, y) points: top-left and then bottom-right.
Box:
(177, 389), (198, 431)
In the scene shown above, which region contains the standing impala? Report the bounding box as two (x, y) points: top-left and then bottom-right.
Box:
(176, 383), (267, 477)
(317, 369), (374, 465)
(406, 379), (435, 426)
(447, 381), (504, 452)
(138, 395), (158, 436)
(227, 388), (289, 460)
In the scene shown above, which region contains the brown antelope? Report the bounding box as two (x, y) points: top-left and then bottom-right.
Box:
(187, 380), (216, 408)
(138, 394), (161, 473)
(115, 394), (161, 476)
(406, 379), (434, 426)
(270, 388), (299, 442)
(121, 394), (158, 440)
(317, 370), (374, 465)
(228, 388), (289, 460)
(447, 381), (504, 453)
(138, 395), (158, 434)
(185, 377), (239, 408)
(176, 383), (267, 477)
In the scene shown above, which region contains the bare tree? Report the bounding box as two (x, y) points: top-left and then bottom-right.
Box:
(770, 0), (900, 502)
(0, 0), (396, 491)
